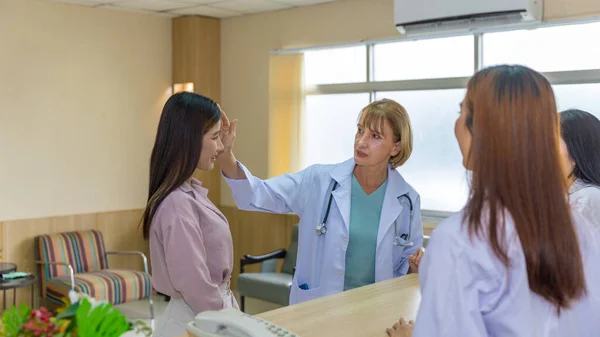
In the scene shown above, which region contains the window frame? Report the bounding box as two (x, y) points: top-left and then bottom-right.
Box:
(296, 25), (600, 218)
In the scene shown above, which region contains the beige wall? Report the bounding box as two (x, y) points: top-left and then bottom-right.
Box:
(545, 0), (600, 20)
(0, 0), (172, 221)
(219, 0), (600, 207)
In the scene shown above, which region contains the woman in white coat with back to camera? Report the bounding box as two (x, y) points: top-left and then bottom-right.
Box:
(217, 99), (424, 305)
(387, 65), (600, 337)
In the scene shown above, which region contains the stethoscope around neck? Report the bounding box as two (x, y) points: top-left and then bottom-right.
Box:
(315, 180), (415, 247)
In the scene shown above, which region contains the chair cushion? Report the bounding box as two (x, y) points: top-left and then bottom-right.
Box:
(45, 269), (151, 305)
(237, 272), (292, 306)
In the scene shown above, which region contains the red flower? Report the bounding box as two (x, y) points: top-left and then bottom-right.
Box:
(23, 306), (59, 337)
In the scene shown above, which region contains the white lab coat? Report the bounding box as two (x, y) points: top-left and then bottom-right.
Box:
(569, 179), (600, 230)
(414, 210), (600, 337)
(223, 158), (423, 305)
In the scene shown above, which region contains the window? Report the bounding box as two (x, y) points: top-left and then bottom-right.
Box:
(299, 20), (600, 213)
(554, 84), (600, 119)
(374, 36), (474, 81)
(304, 46), (367, 86)
(376, 90), (469, 212)
(304, 93), (370, 168)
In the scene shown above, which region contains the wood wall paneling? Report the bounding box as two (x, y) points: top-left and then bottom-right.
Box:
(173, 16), (222, 207)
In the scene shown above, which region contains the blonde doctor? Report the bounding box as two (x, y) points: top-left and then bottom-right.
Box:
(218, 99), (424, 305)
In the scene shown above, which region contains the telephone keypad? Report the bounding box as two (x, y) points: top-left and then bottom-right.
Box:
(227, 312), (296, 337)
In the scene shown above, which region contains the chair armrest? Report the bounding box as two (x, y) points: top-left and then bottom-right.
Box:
(240, 249), (287, 273)
(105, 251), (149, 274)
(35, 260), (75, 291)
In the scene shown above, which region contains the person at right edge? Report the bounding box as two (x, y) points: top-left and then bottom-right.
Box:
(387, 65), (600, 337)
(559, 108), (600, 229)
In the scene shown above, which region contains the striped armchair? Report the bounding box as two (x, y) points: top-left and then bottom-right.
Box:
(34, 230), (154, 318)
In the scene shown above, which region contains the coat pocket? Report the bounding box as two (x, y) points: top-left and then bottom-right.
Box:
(290, 275), (323, 305)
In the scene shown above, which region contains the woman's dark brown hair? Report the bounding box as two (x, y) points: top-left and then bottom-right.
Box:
(560, 109), (600, 187)
(462, 65), (586, 312)
(140, 92), (221, 240)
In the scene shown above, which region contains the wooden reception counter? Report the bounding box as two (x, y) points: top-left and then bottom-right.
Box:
(182, 274), (421, 337)
(256, 274), (420, 337)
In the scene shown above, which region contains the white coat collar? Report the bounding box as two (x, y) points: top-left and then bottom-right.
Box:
(328, 158), (412, 242)
(329, 158), (411, 197)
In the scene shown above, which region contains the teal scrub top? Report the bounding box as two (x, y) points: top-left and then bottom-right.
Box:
(343, 175), (387, 291)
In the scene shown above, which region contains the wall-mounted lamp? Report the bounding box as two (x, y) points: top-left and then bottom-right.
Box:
(173, 82), (194, 94)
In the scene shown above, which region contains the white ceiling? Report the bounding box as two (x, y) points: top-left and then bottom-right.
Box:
(42, 0), (341, 18)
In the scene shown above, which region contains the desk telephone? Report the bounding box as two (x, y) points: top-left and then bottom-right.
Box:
(187, 308), (300, 337)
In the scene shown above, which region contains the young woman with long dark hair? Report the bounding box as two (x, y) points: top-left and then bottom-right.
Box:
(141, 92), (238, 337)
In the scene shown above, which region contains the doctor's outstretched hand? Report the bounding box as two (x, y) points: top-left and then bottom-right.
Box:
(386, 317), (414, 337)
(408, 247), (425, 274)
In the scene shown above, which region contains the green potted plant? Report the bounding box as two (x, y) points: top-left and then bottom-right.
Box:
(0, 290), (152, 337)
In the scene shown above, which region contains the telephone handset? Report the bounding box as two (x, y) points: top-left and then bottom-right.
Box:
(187, 308), (299, 337)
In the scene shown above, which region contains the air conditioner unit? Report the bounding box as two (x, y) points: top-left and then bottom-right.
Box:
(395, 0), (543, 37)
